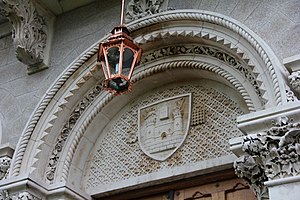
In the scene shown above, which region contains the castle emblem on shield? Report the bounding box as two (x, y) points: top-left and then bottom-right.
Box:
(138, 93), (192, 161)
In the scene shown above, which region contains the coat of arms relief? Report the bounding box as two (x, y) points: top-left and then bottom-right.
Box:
(138, 94), (192, 161)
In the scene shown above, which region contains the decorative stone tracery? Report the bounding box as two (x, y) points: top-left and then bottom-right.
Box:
(85, 83), (244, 190)
(0, 0), (48, 74)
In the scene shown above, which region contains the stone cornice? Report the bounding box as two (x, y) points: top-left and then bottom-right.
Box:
(0, 0), (50, 74)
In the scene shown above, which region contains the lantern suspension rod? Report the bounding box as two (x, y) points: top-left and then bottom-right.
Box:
(120, 0), (125, 26)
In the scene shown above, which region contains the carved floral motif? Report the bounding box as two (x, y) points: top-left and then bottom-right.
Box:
(126, 0), (171, 22)
(234, 117), (300, 199)
(0, 157), (11, 180)
(46, 85), (102, 182)
(0, 190), (40, 200)
(0, 0), (47, 74)
(142, 45), (264, 103)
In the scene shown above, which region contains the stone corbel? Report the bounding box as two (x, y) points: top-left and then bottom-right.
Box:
(0, 0), (51, 74)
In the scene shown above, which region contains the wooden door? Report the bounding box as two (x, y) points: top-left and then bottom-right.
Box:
(96, 169), (257, 200)
(174, 178), (256, 200)
(133, 178), (256, 200)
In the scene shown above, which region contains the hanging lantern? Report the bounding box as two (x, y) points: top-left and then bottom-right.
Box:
(98, 0), (142, 95)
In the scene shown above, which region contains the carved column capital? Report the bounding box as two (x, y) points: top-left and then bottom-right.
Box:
(0, 0), (49, 74)
(234, 117), (300, 199)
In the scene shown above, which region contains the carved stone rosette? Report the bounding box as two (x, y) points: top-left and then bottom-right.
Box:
(234, 117), (300, 200)
(0, 0), (48, 74)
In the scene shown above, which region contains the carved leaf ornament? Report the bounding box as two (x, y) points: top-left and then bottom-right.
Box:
(234, 117), (300, 200)
(0, 0), (47, 73)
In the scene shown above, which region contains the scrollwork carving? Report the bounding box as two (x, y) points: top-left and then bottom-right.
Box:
(0, 0), (48, 74)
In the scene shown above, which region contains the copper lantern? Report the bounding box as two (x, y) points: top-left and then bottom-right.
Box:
(98, 0), (142, 95)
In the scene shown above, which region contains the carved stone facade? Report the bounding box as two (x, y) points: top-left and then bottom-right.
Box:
(234, 117), (300, 200)
(288, 71), (300, 96)
(138, 94), (191, 161)
(0, 0), (48, 74)
(142, 45), (265, 105)
(126, 0), (171, 22)
(0, 157), (11, 180)
(0, 190), (40, 200)
(85, 83), (244, 190)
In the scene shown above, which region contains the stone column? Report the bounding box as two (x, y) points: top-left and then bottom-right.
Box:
(230, 103), (300, 200)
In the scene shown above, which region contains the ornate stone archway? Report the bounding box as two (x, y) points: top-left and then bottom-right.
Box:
(1, 9), (298, 200)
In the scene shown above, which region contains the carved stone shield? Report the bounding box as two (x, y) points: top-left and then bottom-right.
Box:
(138, 93), (192, 161)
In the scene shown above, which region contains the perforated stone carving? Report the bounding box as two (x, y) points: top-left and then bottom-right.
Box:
(0, 0), (48, 74)
(138, 94), (191, 161)
(85, 83), (244, 189)
(126, 0), (170, 22)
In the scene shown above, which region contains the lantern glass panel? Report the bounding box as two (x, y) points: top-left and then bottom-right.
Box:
(107, 47), (120, 75)
(122, 48), (134, 76)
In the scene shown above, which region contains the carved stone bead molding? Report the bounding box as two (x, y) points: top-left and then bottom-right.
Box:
(288, 71), (300, 96)
(235, 117), (300, 199)
(0, 0), (48, 74)
(0, 157), (11, 180)
(126, 0), (172, 22)
(0, 190), (40, 200)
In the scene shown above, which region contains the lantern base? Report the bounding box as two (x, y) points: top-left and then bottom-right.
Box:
(106, 77), (130, 94)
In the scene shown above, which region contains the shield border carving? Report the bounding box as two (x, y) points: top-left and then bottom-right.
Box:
(138, 93), (192, 161)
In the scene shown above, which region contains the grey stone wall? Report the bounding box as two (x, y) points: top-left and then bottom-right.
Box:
(0, 0), (299, 146)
